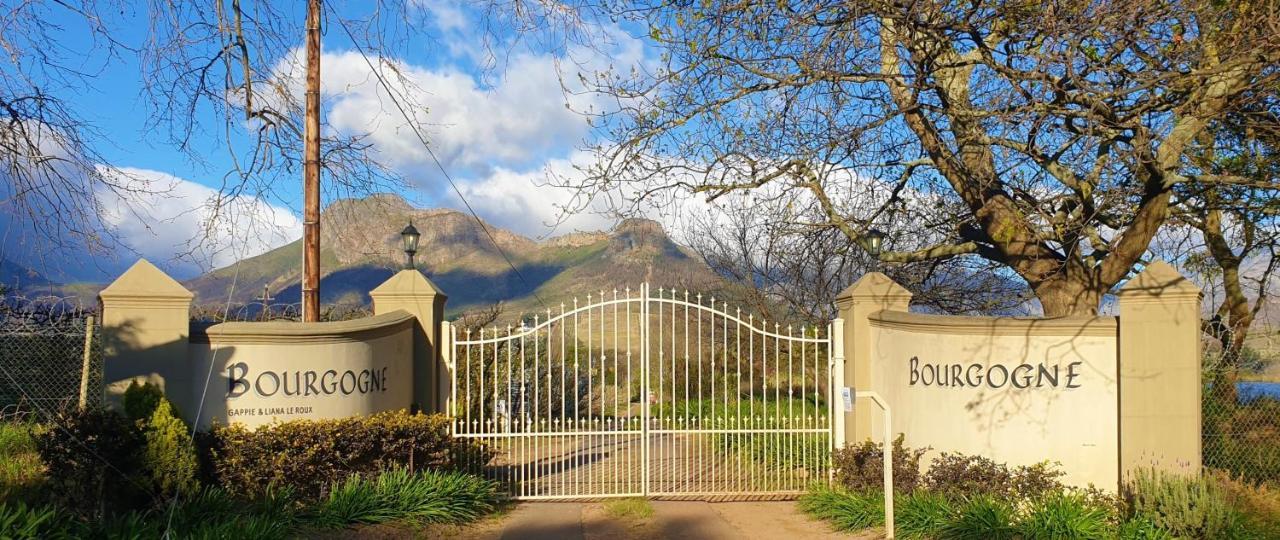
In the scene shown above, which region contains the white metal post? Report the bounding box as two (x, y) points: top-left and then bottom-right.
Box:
(857, 391), (894, 540)
(830, 319), (845, 455)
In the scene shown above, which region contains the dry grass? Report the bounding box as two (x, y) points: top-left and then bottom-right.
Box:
(1210, 471), (1280, 537)
(0, 422), (45, 501)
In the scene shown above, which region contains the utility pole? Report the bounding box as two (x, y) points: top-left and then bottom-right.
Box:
(302, 0), (322, 322)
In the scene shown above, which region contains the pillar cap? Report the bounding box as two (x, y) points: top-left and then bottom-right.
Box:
(1117, 261), (1201, 301)
(369, 269), (447, 299)
(835, 272), (912, 309)
(99, 259), (193, 301)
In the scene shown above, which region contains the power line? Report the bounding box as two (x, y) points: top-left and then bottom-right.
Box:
(329, 10), (548, 311)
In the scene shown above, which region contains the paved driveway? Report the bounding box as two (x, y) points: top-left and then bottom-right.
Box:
(448, 501), (878, 540)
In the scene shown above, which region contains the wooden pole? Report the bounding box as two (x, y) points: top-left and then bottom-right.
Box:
(78, 315), (95, 409)
(302, 0), (322, 322)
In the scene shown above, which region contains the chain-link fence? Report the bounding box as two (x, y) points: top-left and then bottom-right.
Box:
(1202, 325), (1280, 485)
(0, 296), (102, 419)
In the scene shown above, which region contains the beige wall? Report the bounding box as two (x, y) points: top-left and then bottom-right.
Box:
(868, 312), (1120, 490)
(840, 263), (1202, 493)
(189, 311), (416, 429)
(100, 259), (195, 410)
(369, 270), (447, 412)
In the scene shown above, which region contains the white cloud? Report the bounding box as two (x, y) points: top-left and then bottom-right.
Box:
(451, 150), (616, 236)
(96, 167), (302, 275)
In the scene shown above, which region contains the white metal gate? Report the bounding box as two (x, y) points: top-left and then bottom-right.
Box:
(446, 284), (836, 500)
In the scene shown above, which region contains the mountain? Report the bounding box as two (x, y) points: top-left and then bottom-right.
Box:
(185, 194), (723, 317)
(0, 258), (51, 291)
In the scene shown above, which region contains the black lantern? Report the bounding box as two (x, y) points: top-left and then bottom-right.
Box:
(400, 221), (421, 269)
(864, 228), (886, 258)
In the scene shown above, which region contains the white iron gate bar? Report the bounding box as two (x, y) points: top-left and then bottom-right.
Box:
(448, 284), (836, 500)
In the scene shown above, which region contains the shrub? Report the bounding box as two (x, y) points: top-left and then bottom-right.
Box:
(940, 495), (1019, 540)
(1124, 468), (1237, 539)
(1018, 492), (1114, 540)
(33, 406), (148, 515)
(1211, 471), (1280, 539)
(833, 434), (928, 493)
(897, 490), (953, 539)
(923, 452), (1064, 502)
(798, 486), (884, 532)
(143, 400), (199, 497)
(206, 410), (490, 500)
(122, 380), (166, 423)
(309, 469), (500, 528)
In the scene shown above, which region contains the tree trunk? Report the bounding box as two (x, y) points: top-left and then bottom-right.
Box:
(1032, 277), (1104, 317)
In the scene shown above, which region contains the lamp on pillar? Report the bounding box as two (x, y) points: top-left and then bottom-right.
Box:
(863, 228), (886, 273)
(863, 229), (885, 257)
(400, 221), (421, 270)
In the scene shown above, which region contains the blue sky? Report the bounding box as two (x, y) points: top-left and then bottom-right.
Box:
(2, 1), (649, 282)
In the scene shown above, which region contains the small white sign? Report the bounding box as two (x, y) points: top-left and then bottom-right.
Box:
(841, 387), (854, 412)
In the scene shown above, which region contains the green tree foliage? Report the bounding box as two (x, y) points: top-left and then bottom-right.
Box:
(122, 380), (165, 424)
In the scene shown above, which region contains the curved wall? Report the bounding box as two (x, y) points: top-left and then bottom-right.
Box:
(867, 311), (1119, 489)
(188, 310), (416, 429)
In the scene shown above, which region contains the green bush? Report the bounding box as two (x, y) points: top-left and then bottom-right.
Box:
(33, 406), (148, 515)
(940, 495), (1019, 540)
(833, 434), (928, 493)
(143, 399), (199, 497)
(1124, 468), (1237, 539)
(310, 469), (500, 528)
(206, 410), (490, 500)
(797, 486), (884, 532)
(1018, 492), (1114, 540)
(122, 380), (166, 423)
(923, 452), (1064, 502)
(897, 490), (953, 539)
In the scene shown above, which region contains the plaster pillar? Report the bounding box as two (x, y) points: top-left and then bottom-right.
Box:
(1116, 261), (1202, 481)
(98, 259), (194, 412)
(370, 270), (447, 412)
(834, 272), (912, 445)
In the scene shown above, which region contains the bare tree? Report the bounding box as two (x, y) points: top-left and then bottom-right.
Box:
(564, 0), (1280, 316)
(681, 184), (1029, 327)
(1160, 100), (1280, 397)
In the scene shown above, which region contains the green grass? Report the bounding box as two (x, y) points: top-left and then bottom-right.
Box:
(897, 490), (953, 539)
(1018, 493), (1113, 540)
(798, 486), (884, 532)
(802, 486), (1118, 540)
(603, 497), (653, 520)
(0, 422), (44, 502)
(310, 469), (501, 529)
(1, 469), (501, 538)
